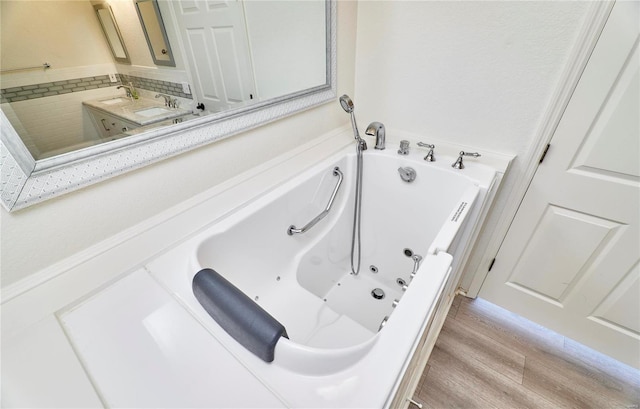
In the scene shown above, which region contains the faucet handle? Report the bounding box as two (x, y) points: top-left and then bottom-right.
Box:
(398, 140), (410, 155)
(417, 142), (435, 162)
(452, 151), (481, 169)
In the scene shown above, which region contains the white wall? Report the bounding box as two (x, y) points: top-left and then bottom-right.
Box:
(354, 1), (591, 288)
(0, 1), (358, 288)
(0, 1), (113, 71)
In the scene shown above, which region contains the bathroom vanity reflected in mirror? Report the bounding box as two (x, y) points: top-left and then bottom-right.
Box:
(0, 0), (335, 212)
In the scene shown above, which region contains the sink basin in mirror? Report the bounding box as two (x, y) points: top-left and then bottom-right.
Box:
(134, 107), (172, 118)
(101, 97), (127, 105)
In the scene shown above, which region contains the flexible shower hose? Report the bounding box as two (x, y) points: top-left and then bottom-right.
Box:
(351, 141), (364, 275)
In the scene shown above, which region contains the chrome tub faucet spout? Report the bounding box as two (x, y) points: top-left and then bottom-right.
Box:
(365, 122), (386, 150)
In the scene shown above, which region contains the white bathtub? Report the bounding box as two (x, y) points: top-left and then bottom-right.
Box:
(146, 144), (496, 404)
(188, 148), (480, 371)
(57, 141), (503, 408)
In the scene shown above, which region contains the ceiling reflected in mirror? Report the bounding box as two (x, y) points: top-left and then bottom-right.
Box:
(0, 0), (328, 161)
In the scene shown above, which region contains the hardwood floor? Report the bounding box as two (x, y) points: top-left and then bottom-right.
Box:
(412, 296), (640, 409)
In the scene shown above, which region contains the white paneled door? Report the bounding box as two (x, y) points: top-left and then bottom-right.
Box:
(480, 1), (639, 369)
(172, 0), (256, 112)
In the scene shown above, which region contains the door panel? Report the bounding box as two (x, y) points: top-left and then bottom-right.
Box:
(172, 0), (255, 111)
(479, 1), (640, 369)
(507, 204), (625, 305)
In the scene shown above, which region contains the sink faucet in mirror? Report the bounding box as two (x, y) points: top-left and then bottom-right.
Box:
(117, 82), (139, 100)
(155, 93), (179, 108)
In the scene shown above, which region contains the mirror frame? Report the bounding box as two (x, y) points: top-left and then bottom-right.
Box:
(1, 0), (336, 212)
(135, 0), (176, 67)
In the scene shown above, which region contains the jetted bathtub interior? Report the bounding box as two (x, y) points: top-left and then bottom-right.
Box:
(190, 151), (480, 354)
(103, 144), (483, 382)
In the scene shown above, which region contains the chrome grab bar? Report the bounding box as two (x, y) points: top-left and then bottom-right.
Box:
(287, 167), (343, 235)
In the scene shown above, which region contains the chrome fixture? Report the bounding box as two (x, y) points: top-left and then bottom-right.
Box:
(378, 316), (389, 331)
(398, 167), (416, 183)
(288, 167), (343, 235)
(117, 82), (137, 100)
(392, 299), (400, 308)
(339, 95), (366, 275)
(417, 142), (435, 162)
(155, 93), (179, 108)
(452, 151), (482, 169)
(407, 398), (424, 409)
(155, 93), (170, 105)
(0, 62), (50, 74)
(398, 140), (410, 155)
(365, 122), (386, 150)
(371, 288), (385, 300)
(339, 95), (367, 151)
(410, 254), (423, 278)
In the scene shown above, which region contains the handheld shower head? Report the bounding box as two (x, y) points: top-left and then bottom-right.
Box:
(339, 94), (354, 113)
(339, 94), (363, 145)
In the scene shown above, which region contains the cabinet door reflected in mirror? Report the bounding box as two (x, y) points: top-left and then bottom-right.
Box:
(94, 3), (130, 64)
(135, 0), (175, 67)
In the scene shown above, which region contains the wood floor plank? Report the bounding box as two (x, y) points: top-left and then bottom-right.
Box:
(564, 336), (640, 398)
(439, 316), (526, 384)
(455, 297), (565, 357)
(522, 345), (640, 408)
(420, 341), (557, 409)
(415, 345), (498, 409)
(414, 296), (640, 408)
(447, 294), (463, 320)
(416, 363), (431, 392)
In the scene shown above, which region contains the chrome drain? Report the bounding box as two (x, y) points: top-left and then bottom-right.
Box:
(371, 288), (385, 300)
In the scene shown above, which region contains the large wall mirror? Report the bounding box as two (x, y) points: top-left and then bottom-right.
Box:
(0, 0), (335, 212)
